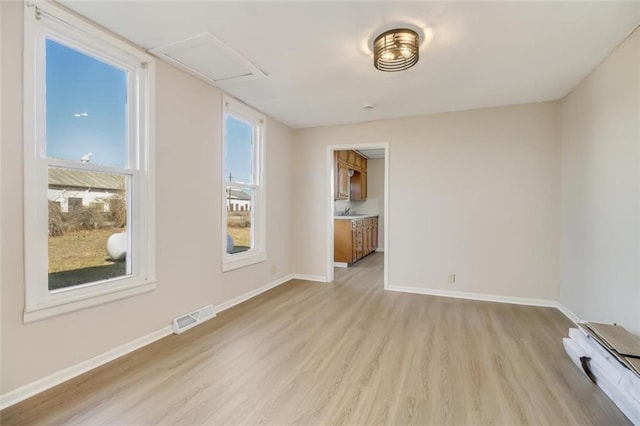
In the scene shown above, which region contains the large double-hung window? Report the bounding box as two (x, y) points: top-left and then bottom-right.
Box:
(23, 3), (156, 322)
(222, 96), (266, 271)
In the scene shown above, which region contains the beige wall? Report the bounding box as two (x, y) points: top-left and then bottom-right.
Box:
(0, 2), (293, 394)
(559, 29), (640, 335)
(294, 102), (561, 301)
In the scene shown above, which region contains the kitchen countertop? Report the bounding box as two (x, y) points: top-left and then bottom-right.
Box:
(334, 214), (379, 220)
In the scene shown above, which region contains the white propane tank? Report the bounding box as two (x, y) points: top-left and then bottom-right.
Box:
(226, 233), (234, 253)
(107, 232), (127, 261)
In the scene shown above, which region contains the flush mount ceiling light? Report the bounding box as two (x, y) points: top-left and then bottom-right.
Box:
(373, 28), (419, 72)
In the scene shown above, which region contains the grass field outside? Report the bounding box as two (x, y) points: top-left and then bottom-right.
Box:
(227, 226), (250, 248)
(49, 225), (251, 290)
(227, 210), (252, 253)
(48, 227), (126, 289)
(49, 228), (123, 273)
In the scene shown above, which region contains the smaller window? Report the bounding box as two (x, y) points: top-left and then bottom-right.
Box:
(68, 197), (83, 211)
(89, 202), (105, 212)
(222, 97), (266, 271)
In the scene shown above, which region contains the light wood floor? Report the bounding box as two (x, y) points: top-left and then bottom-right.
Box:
(1, 253), (630, 425)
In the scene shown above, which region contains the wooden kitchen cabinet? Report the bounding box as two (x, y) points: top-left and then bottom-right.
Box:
(363, 218), (372, 255)
(351, 226), (358, 263)
(371, 217), (378, 251)
(354, 220), (363, 261)
(334, 153), (349, 200)
(334, 216), (378, 264)
(354, 154), (362, 169)
(334, 219), (356, 263)
(347, 151), (356, 167)
(361, 172), (367, 200)
(349, 171), (367, 201)
(362, 217), (379, 255)
(334, 150), (368, 201)
(336, 149), (366, 173)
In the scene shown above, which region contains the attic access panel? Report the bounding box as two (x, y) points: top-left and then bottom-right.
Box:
(150, 33), (267, 85)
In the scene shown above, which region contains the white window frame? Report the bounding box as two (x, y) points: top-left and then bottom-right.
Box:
(221, 96), (266, 272)
(23, 2), (156, 323)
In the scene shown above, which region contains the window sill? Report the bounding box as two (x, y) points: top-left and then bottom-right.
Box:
(222, 252), (266, 272)
(23, 280), (157, 323)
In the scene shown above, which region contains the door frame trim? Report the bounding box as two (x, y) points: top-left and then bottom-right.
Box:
(326, 143), (389, 289)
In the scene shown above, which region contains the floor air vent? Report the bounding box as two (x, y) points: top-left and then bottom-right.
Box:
(172, 304), (216, 334)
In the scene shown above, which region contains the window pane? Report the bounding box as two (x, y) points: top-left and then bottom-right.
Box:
(225, 115), (254, 184)
(45, 38), (128, 168)
(225, 186), (254, 254)
(48, 167), (130, 290)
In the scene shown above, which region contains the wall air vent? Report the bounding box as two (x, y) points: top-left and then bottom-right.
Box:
(149, 33), (267, 85)
(172, 304), (216, 334)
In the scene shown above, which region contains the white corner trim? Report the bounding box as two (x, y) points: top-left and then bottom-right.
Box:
(214, 274), (294, 313)
(0, 325), (172, 411)
(386, 285), (558, 308)
(292, 274), (327, 283)
(556, 302), (581, 325)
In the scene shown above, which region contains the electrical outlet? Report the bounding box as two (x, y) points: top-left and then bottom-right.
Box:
(448, 274), (456, 284)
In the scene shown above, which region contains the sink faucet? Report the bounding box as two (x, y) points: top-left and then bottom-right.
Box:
(344, 206), (351, 215)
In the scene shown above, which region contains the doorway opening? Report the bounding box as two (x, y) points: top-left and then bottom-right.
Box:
(326, 143), (389, 288)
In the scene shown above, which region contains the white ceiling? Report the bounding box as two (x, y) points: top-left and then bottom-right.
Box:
(61, 1), (640, 129)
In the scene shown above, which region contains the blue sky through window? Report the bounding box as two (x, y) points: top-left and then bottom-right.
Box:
(45, 38), (128, 167)
(46, 38), (255, 180)
(225, 115), (253, 184)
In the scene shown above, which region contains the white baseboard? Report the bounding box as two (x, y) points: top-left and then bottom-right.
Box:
(387, 285), (557, 308)
(0, 325), (173, 411)
(375, 248), (384, 253)
(0, 274), (298, 411)
(0, 276), (580, 412)
(214, 274), (294, 313)
(292, 274), (327, 283)
(333, 262), (348, 268)
(386, 285), (588, 326)
(556, 302), (581, 325)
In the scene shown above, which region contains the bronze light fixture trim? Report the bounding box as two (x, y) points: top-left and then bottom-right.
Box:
(373, 28), (420, 72)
